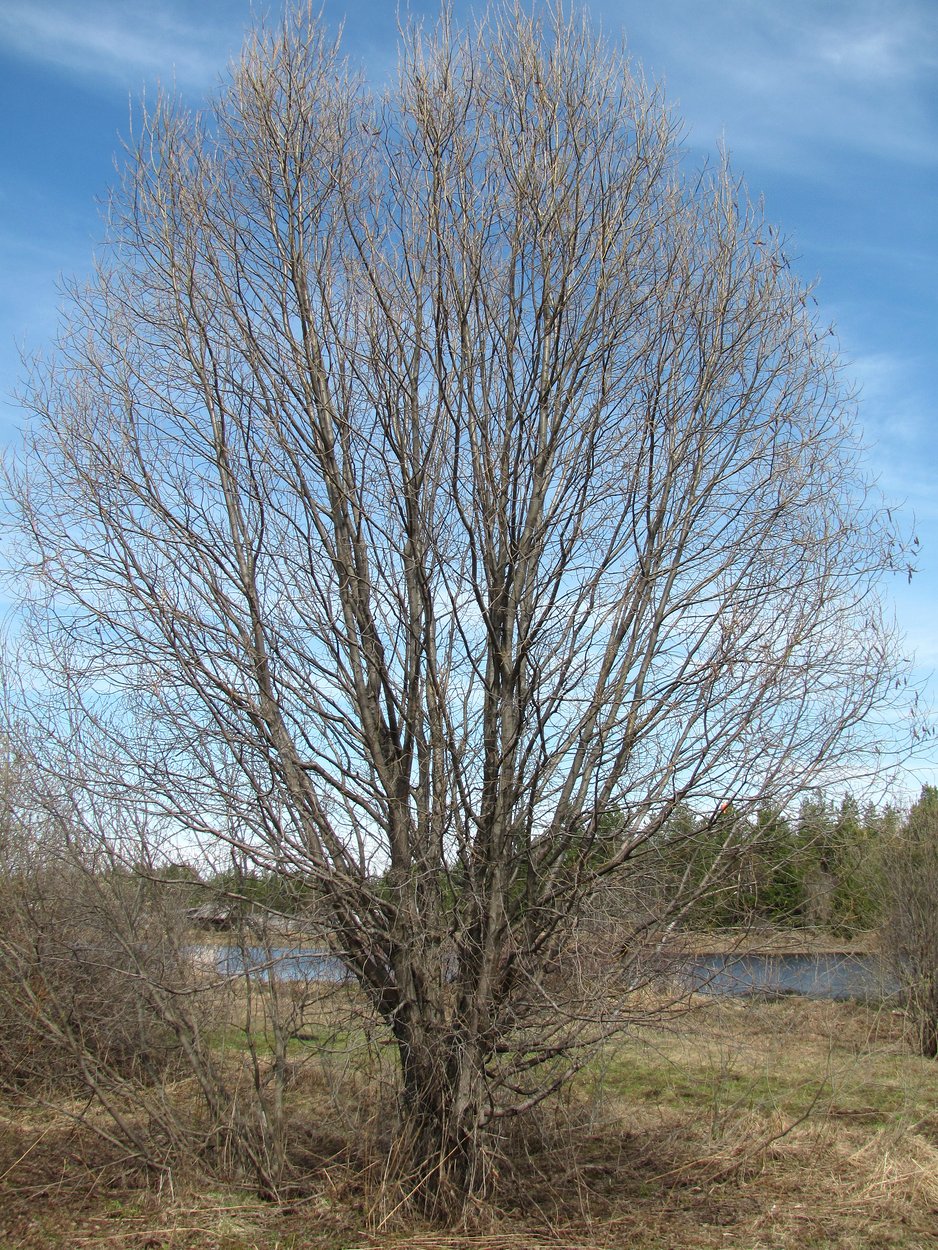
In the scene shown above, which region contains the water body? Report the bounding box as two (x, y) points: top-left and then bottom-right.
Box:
(202, 945), (349, 983)
(204, 945), (898, 1003)
(683, 952), (897, 1002)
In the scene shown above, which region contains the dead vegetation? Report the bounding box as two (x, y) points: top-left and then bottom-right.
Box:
(3, 995), (938, 1249)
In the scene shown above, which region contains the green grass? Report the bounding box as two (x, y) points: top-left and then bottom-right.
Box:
(597, 997), (938, 1133)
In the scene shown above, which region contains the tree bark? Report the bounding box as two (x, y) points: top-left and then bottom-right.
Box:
(394, 1019), (490, 1211)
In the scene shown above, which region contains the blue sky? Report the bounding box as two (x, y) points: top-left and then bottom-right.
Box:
(0, 0), (935, 792)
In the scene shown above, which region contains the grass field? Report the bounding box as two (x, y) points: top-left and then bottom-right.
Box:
(2, 994), (937, 1249)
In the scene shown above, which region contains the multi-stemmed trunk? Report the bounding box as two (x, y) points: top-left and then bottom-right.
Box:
(393, 1015), (490, 1213)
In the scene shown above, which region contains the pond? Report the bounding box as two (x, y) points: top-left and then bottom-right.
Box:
(204, 945), (350, 983)
(682, 951), (897, 1002)
(202, 945), (899, 1003)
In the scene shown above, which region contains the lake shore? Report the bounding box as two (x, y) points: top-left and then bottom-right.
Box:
(663, 927), (879, 957)
(189, 924), (882, 958)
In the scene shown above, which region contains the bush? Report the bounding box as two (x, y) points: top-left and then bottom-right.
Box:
(0, 855), (193, 1095)
(880, 786), (938, 1057)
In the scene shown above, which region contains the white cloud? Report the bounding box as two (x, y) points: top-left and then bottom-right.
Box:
(0, 0), (243, 93)
(606, 0), (938, 172)
(816, 28), (906, 79)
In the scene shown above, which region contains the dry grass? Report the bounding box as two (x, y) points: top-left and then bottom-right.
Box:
(670, 928), (881, 956)
(3, 996), (938, 1249)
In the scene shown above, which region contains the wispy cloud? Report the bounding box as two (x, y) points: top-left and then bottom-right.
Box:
(0, 0), (245, 93)
(846, 349), (937, 507)
(607, 0), (938, 171)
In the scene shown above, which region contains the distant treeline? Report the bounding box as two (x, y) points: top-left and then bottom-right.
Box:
(658, 793), (899, 934)
(159, 791), (920, 938)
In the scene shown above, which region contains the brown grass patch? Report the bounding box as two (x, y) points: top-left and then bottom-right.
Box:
(3, 996), (938, 1248)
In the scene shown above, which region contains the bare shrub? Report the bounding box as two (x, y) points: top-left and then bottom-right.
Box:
(0, 772), (357, 1196)
(880, 786), (938, 1057)
(0, 861), (188, 1096)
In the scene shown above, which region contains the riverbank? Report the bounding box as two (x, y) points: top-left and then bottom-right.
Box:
(664, 927), (879, 956)
(188, 924), (881, 956)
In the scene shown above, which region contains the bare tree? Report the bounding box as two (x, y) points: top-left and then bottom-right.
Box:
(6, 3), (908, 1210)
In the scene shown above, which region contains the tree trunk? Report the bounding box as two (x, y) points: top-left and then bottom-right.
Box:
(914, 980), (938, 1058)
(393, 1020), (490, 1216)
(919, 1019), (938, 1060)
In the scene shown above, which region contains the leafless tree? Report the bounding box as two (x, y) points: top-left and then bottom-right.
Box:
(6, 3), (909, 1210)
